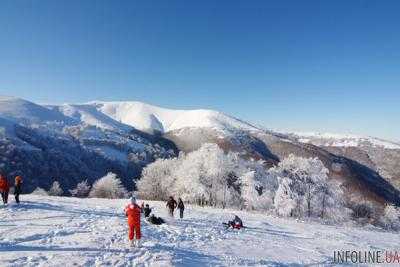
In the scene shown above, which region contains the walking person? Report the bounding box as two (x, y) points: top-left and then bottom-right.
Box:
(0, 174), (10, 205)
(166, 196), (177, 217)
(14, 175), (23, 204)
(124, 196), (142, 247)
(178, 198), (185, 219)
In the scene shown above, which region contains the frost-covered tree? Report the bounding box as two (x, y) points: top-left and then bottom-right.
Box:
(271, 154), (347, 221)
(32, 187), (49, 196)
(274, 176), (297, 217)
(241, 171), (274, 210)
(379, 204), (400, 231)
(48, 181), (63, 196)
(89, 172), (128, 199)
(138, 146), (348, 221)
(316, 180), (349, 221)
(138, 143), (276, 209)
(137, 157), (179, 200)
(69, 180), (91, 198)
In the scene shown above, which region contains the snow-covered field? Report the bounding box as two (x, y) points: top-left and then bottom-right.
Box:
(0, 195), (398, 267)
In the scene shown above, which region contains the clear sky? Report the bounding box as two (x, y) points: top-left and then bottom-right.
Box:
(0, 1), (399, 141)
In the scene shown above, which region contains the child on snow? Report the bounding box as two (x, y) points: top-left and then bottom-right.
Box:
(124, 196), (142, 247)
(143, 204), (152, 218)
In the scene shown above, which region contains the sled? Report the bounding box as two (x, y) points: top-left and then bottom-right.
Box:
(222, 222), (245, 230)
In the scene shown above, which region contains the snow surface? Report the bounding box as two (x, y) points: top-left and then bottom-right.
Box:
(1, 195), (398, 266)
(88, 101), (259, 134)
(289, 132), (400, 150)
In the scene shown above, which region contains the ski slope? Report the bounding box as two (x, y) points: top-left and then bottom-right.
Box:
(0, 195), (398, 266)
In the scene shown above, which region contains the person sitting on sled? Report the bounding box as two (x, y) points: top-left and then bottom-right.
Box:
(124, 196), (142, 247)
(228, 215), (243, 229)
(147, 214), (165, 225)
(143, 204), (152, 218)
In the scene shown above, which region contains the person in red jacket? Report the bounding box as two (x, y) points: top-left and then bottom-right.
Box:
(124, 196), (142, 247)
(0, 174), (10, 205)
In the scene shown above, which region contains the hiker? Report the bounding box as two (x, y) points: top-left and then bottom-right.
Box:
(143, 204), (152, 218)
(124, 196), (142, 247)
(147, 214), (165, 225)
(177, 198), (185, 219)
(14, 175), (23, 204)
(228, 215), (243, 229)
(166, 196), (177, 217)
(0, 174), (10, 205)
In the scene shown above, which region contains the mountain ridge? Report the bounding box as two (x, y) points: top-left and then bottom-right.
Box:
(1, 96), (399, 208)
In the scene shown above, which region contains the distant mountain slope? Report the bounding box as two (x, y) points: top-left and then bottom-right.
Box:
(287, 132), (400, 191)
(0, 96), (73, 125)
(287, 132), (400, 150)
(88, 101), (258, 134)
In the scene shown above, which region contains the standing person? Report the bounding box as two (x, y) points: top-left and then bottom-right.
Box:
(177, 198), (185, 219)
(166, 196), (177, 217)
(14, 176), (23, 204)
(124, 196), (142, 247)
(0, 174), (10, 205)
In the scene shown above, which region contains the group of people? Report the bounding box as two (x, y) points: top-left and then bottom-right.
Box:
(123, 194), (244, 247)
(0, 174), (23, 205)
(166, 196), (185, 219)
(123, 195), (186, 247)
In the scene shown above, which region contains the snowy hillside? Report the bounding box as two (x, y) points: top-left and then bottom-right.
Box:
(0, 97), (176, 193)
(1, 195), (398, 266)
(0, 96), (72, 125)
(288, 132), (400, 150)
(87, 101), (259, 134)
(54, 104), (133, 132)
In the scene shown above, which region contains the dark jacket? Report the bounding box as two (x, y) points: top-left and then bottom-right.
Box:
(178, 200), (184, 210)
(14, 176), (22, 194)
(166, 198), (177, 210)
(143, 207), (152, 218)
(147, 215), (165, 225)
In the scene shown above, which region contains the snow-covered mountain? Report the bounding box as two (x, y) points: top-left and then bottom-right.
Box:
(1, 96), (399, 208)
(58, 101), (259, 134)
(0, 96), (73, 126)
(287, 131), (400, 192)
(288, 132), (400, 150)
(0, 97), (177, 192)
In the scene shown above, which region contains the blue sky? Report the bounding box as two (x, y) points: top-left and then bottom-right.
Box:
(0, 1), (399, 141)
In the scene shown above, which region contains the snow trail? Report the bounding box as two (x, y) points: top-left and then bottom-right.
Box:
(0, 195), (398, 266)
